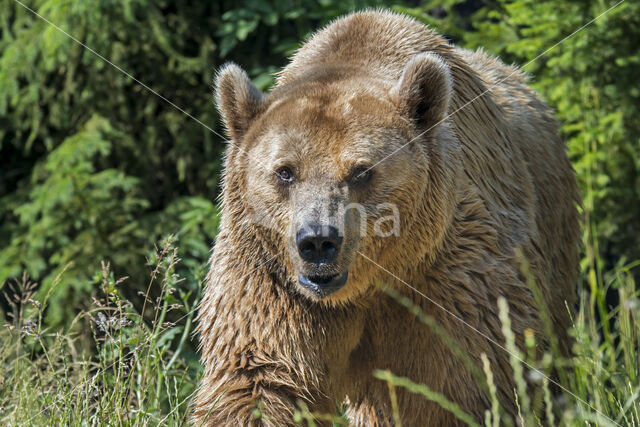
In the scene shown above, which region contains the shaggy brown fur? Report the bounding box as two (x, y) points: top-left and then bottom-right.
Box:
(193, 10), (579, 426)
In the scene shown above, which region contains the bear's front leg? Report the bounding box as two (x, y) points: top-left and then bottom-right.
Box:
(192, 255), (336, 426)
(192, 367), (320, 426)
(192, 323), (334, 425)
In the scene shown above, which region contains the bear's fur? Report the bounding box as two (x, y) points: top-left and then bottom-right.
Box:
(193, 10), (579, 426)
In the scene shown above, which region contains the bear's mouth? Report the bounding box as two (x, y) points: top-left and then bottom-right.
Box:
(298, 272), (348, 298)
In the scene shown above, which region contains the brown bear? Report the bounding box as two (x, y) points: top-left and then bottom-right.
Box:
(193, 10), (579, 426)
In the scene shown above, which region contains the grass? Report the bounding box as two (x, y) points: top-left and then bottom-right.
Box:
(1, 239), (639, 426)
(0, 239), (201, 425)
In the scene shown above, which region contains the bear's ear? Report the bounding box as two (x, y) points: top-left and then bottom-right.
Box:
(391, 52), (453, 135)
(214, 62), (266, 142)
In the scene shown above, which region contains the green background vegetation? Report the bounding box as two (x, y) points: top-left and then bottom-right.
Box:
(1, 0), (639, 425)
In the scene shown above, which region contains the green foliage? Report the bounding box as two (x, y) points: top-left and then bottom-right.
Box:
(1, 115), (148, 326)
(1, 0), (223, 330)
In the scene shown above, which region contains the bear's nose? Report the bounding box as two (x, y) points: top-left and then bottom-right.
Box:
(296, 223), (342, 264)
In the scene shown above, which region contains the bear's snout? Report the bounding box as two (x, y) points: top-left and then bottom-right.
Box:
(296, 223), (343, 264)
(295, 222), (350, 297)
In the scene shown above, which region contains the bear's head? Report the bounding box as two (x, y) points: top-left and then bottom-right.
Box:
(214, 53), (460, 304)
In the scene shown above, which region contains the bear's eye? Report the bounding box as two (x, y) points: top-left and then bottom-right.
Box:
(275, 166), (295, 183)
(349, 166), (374, 186)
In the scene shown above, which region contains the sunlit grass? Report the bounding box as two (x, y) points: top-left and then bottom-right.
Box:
(0, 238), (200, 425)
